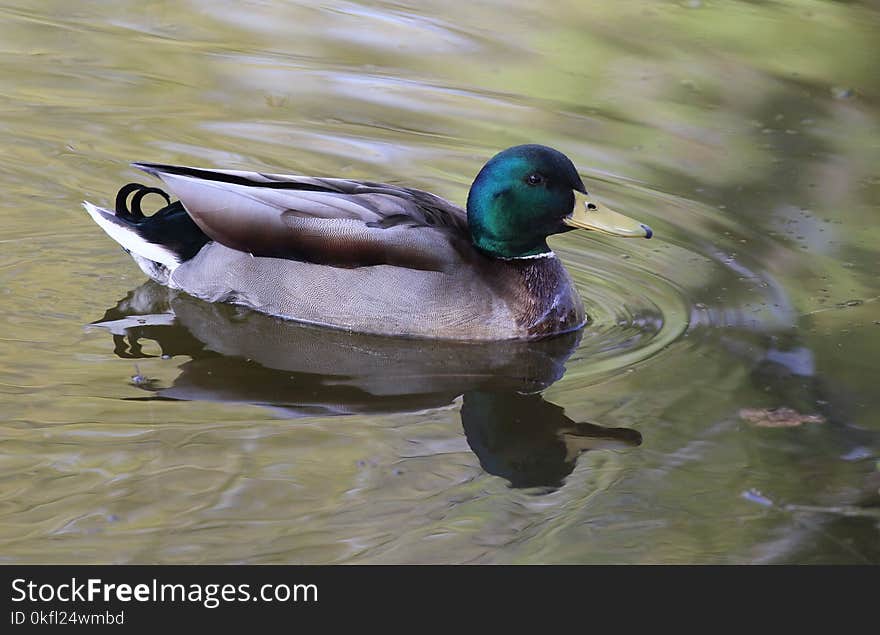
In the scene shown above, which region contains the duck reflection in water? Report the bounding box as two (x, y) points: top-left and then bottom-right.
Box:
(92, 282), (642, 489)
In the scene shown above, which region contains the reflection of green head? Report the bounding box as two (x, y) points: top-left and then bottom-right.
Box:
(466, 144), (587, 259)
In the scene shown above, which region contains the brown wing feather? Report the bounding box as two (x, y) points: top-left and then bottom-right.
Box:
(133, 163), (471, 271)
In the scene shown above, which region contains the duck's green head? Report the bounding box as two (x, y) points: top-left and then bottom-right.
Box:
(466, 144), (652, 259)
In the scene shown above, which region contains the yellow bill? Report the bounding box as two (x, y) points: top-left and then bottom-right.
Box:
(563, 191), (653, 238)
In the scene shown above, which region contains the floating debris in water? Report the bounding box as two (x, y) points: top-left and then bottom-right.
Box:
(830, 86), (856, 100)
(739, 407), (826, 427)
(742, 489), (774, 507)
(130, 364), (160, 390)
(265, 94), (289, 108)
(130, 364), (147, 386)
(837, 299), (863, 308)
(841, 447), (874, 462)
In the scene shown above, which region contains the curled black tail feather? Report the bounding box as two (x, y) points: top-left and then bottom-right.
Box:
(115, 183), (172, 220)
(113, 182), (210, 263)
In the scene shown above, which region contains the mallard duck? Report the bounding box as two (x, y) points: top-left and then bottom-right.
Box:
(84, 144), (652, 340)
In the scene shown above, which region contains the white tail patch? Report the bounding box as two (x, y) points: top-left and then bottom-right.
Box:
(83, 202), (181, 270)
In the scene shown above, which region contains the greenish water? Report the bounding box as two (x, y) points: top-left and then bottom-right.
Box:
(1, 0), (878, 563)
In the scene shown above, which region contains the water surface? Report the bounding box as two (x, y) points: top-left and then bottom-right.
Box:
(1, 0), (878, 563)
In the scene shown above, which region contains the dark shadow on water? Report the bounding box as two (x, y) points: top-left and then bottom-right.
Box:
(92, 281), (642, 489)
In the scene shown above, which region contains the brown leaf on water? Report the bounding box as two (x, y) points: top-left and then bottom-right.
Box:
(738, 407), (826, 428)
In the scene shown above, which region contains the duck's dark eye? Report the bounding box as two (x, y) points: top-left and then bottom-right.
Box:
(526, 173), (544, 186)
